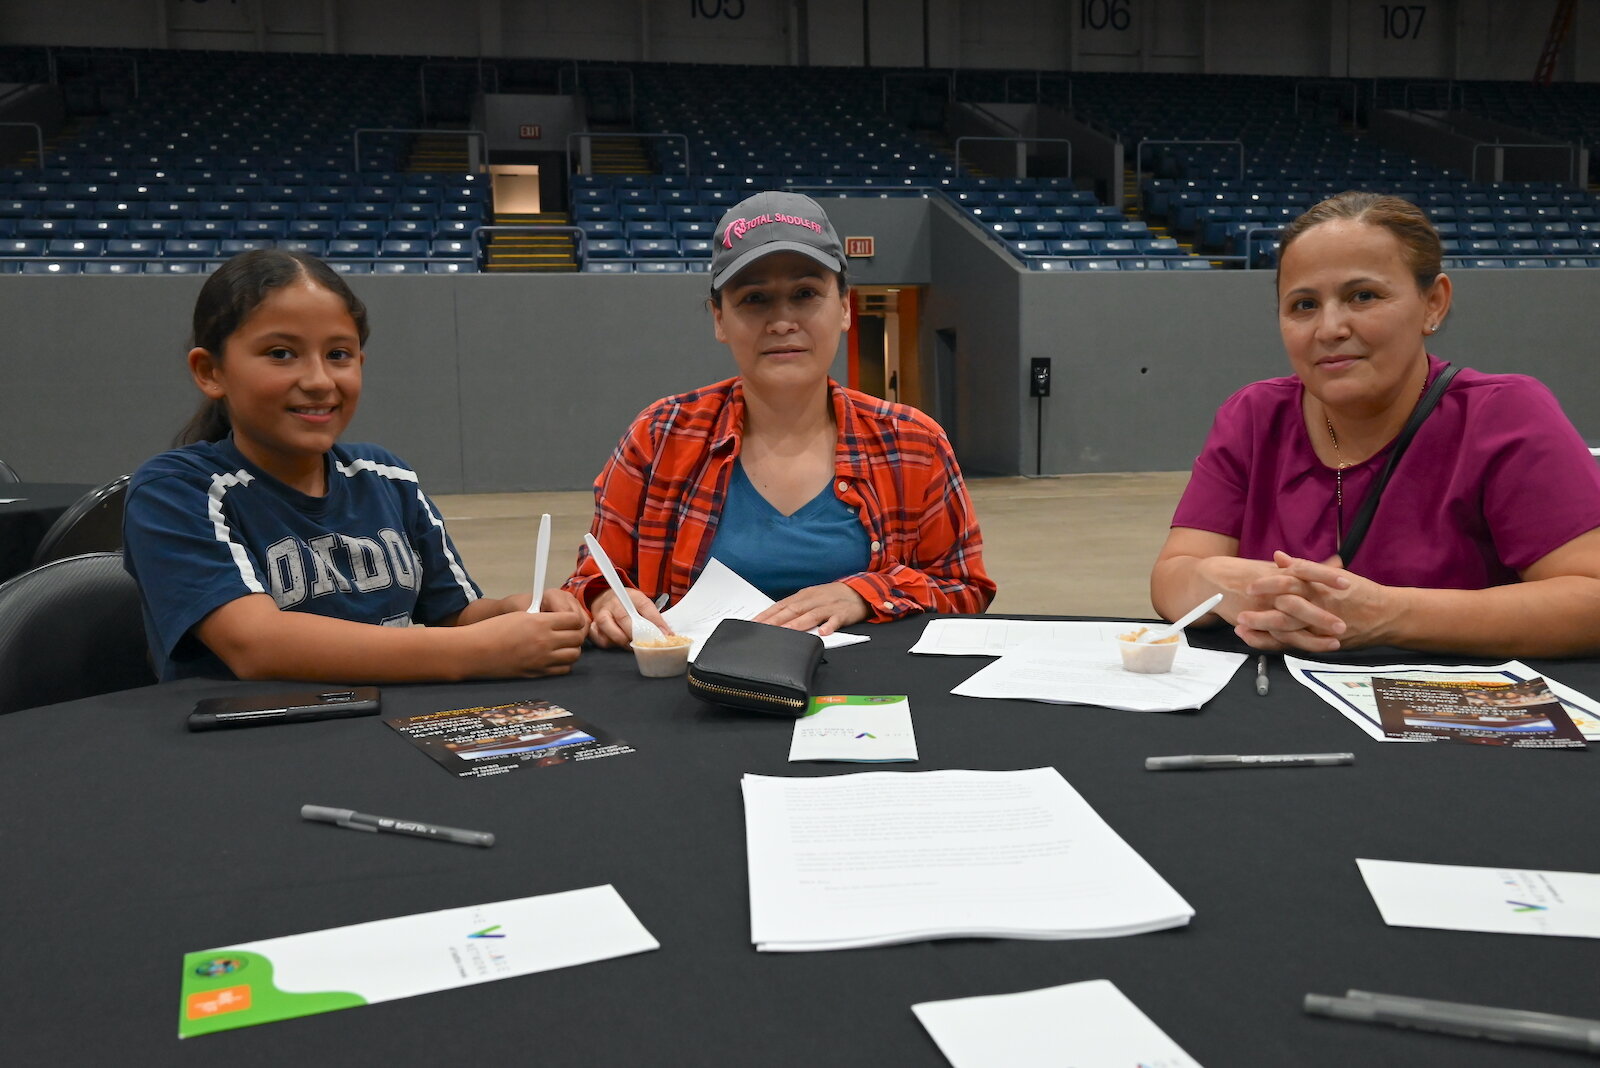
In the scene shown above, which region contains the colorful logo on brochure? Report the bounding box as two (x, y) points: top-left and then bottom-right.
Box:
(193, 957), (248, 977)
(1506, 900), (1549, 913)
(855, 732), (876, 740)
(468, 924), (506, 938)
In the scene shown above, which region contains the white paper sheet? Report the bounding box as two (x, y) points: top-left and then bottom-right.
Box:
(1356, 859), (1600, 939)
(179, 884), (658, 1036)
(788, 695), (917, 763)
(911, 618), (1178, 657)
(950, 646), (1246, 712)
(912, 979), (1203, 1068)
(742, 768), (1193, 952)
(661, 557), (869, 661)
(1286, 657), (1600, 741)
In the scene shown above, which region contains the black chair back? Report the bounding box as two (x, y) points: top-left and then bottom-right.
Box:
(32, 473), (131, 567)
(0, 551), (155, 715)
(0, 459), (19, 483)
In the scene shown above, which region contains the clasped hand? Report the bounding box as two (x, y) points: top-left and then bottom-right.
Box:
(1233, 551), (1399, 653)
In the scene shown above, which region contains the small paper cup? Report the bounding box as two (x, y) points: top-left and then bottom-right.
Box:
(632, 634), (693, 678)
(1116, 631), (1180, 674)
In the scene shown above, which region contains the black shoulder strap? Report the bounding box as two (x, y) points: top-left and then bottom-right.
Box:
(1337, 363), (1464, 566)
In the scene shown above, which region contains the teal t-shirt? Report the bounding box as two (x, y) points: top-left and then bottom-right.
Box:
(707, 461), (871, 600)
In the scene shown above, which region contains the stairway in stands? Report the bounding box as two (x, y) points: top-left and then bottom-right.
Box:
(1123, 168), (1209, 265)
(483, 212), (577, 272)
(403, 130), (579, 272)
(590, 135), (651, 176)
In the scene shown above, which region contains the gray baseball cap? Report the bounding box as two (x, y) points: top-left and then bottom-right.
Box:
(711, 191), (843, 290)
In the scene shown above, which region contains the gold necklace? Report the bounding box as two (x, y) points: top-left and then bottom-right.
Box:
(1324, 376), (1428, 541)
(1326, 417), (1350, 539)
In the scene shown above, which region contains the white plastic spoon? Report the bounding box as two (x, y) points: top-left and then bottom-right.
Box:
(1141, 592), (1224, 643)
(583, 533), (664, 643)
(526, 513), (551, 613)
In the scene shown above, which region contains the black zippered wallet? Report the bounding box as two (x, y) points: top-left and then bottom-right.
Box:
(686, 619), (823, 717)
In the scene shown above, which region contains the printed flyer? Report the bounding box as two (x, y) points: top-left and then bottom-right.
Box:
(1371, 676), (1586, 748)
(387, 698), (636, 778)
(179, 885), (658, 1037)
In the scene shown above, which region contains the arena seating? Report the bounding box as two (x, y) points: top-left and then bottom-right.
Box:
(2, 49), (1598, 274)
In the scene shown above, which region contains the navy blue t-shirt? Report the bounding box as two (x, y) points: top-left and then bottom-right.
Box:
(123, 438), (481, 681)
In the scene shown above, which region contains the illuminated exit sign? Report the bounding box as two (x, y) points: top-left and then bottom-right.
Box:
(845, 236), (874, 258)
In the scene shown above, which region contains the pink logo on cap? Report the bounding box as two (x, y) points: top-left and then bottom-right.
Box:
(721, 212), (824, 249)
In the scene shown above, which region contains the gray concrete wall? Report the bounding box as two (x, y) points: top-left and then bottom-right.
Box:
(4, 197), (1599, 493)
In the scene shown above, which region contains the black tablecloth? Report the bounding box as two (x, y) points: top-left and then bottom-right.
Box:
(3, 618), (1597, 1064)
(0, 482), (90, 581)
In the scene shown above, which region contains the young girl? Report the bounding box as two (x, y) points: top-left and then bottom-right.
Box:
(124, 249), (586, 682)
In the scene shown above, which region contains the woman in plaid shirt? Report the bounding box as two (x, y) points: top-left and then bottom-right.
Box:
(567, 192), (995, 647)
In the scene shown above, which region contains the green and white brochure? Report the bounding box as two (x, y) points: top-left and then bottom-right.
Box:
(179, 884), (657, 1037)
(789, 695), (917, 762)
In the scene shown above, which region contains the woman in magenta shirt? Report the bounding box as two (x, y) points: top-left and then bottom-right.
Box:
(1152, 191), (1600, 657)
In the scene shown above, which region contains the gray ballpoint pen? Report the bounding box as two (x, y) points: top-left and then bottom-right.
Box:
(301, 805), (495, 847)
(1145, 753), (1354, 770)
(1305, 992), (1600, 1054)
(1347, 990), (1600, 1032)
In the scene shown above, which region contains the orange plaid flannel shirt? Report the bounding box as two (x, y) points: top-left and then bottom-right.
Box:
(564, 377), (995, 621)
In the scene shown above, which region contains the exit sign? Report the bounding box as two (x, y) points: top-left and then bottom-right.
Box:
(518, 124), (542, 140)
(845, 236), (874, 258)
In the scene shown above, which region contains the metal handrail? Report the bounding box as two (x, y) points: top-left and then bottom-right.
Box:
(781, 183), (933, 196)
(561, 66), (636, 126)
(1293, 80), (1357, 121)
(1402, 80), (1463, 113)
(0, 122), (45, 170)
(472, 223), (587, 271)
(46, 50), (139, 98)
(353, 128), (487, 173)
(953, 136), (1072, 179)
(565, 131), (690, 178)
(1133, 139), (1245, 194)
(1003, 73), (1071, 108)
(419, 60), (500, 120)
(882, 71), (953, 112)
(1470, 141), (1579, 186)
(1241, 225), (1284, 270)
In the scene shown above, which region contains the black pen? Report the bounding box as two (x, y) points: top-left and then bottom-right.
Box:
(187, 688), (381, 731)
(1255, 655), (1270, 696)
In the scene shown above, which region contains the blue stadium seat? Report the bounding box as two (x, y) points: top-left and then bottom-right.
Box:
(635, 261), (687, 273)
(18, 220), (70, 238)
(163, 239), (218, 258)
(426, 261), (471, 274)
(583, 261), (633, 273)
(81, 261), (140, 275)
(379, 239), (427, 257)
(235, 219), (288, 239)
(182, 220), (235, 238)
(1, 238), (46, 256)
(219, 239), (274, 255)
(624, 221), (671, 238)
(46, 238), (103, 257)
(629, 239), (679, 258)
(430, 239), (473, 259)
(372, 262), (425, 274)
(327, 239), (378, 257)
(279, 239), (327, 255)
(586, 239), (627, 259)
(20, 260), (79, 274)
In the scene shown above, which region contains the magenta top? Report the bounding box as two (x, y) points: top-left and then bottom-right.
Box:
(1171, 355), (1600, 589)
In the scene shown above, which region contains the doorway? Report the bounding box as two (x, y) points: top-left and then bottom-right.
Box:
(847, 286), (924, 410)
